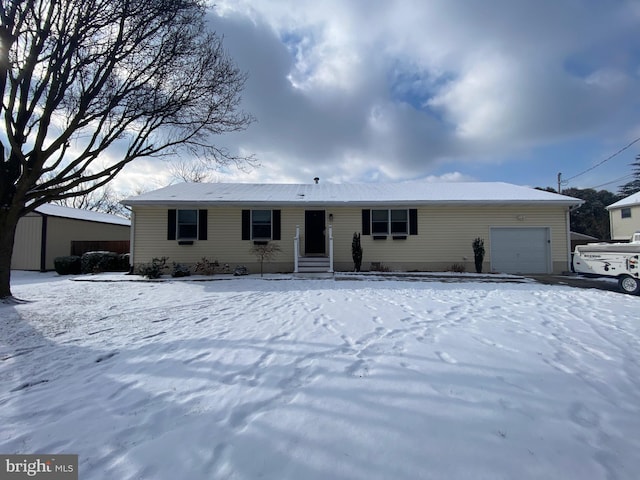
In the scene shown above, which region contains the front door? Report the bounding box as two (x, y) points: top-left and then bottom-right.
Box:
(305, 210), (326, 255)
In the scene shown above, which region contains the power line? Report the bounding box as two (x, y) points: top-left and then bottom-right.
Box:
(589, 173), (634, 190)
(564, 136), (640, 182)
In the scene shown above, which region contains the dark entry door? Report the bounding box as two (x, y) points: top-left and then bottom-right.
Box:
(305, 210), (326, 255)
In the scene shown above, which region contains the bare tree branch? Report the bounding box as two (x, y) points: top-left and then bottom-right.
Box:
(0, 0), (254, 298)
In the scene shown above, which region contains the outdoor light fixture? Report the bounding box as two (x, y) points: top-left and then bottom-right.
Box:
(329, 213), (334, 222)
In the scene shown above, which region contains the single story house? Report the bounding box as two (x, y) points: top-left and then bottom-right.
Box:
(606, 191), (640, 241)
(122, 181), (582, 275)
(11, 204), (131, 271)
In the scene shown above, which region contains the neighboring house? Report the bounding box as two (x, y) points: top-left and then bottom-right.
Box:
(607, 191), (640, 241)
(12, 204), (131, 271)
(122, 181), (582, 275)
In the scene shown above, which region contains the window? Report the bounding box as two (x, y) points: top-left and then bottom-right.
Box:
(177, 210), (198, 239)
(252, 210), (272, 239)
(621, 208), (632, 219)
(242, 210), (281, 241)
(371, 209), (408, 235)
(167, 209), (207, 241)
(391, 209), (408, 234)
(371, 210), (389, 234)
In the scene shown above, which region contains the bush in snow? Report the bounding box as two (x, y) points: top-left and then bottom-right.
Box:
(81, 251), (121, 274)
(233, 265), (248, 276)
(448, 263), (466, 273)
(54, 255), (81, 275)
(171, 263), (191, 278)
(138, 257), (169, 279)
(194, 257), (219, 275)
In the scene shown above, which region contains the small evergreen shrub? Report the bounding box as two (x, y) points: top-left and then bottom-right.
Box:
(54, 255), (81, 275)
(352, 233), (363, 272)
(81, 251), (120, 274)
(472, 237), (485, 274)
(138, 257), (168, 279)
(233, 265), (249, 276)
(171, 262), (191, 278)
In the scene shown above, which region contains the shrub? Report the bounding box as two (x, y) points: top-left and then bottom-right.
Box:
(171, 262), (191, 278)
(250, 242), (281, 277)
(448, 263), (466, 273)
(369, 262), (390, 272)
(194, 257), (219, 275)
(233, 265), (248, 276)
(352, 232), (363, 272)
(472, 237), (485, 273)
(138, 257), (168, 279)
(54, 255), (81, 275)
(117, 253), (130, 271)
(81, 251), (120, 274)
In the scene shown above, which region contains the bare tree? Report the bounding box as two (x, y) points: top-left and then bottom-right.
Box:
(0, 0), (254, 299)
(250, 242), (281, 277)
(53, 184), (129, 217)
(167, 158), (217, 184)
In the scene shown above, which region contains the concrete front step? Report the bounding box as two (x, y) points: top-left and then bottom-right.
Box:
(297, 256), (331, 273)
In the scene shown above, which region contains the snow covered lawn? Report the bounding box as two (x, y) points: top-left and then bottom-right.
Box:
(1, 272), (640, 479)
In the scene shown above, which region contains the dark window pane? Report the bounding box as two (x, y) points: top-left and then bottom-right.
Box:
(178, 224), (198, 239)
(252, 210), (272, 239)
(177, 209), (198, 239)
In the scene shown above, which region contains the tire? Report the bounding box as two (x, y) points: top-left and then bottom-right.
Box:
(618, 275), (640, 295)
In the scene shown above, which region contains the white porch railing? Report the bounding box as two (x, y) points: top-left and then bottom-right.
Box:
(328, 224), (334, 273)
(294, 225), (300, 273)
(293, 224), (334, 273)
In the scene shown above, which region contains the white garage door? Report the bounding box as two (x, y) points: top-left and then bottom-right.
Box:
(490, 227), (551, 274)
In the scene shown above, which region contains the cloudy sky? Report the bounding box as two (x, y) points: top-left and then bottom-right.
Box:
(118, 0), (640, 194)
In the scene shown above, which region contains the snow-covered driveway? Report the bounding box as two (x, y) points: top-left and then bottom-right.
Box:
(1, 272), (639, 479)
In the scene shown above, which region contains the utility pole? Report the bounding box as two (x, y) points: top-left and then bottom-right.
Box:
(557, 172), (562, 194)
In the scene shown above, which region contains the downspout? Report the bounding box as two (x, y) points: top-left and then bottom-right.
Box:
(128, 210), (135, 274)
(565, 207), (571, 273)
(40, 214), (48, 272)
(294, 225), (300, 273)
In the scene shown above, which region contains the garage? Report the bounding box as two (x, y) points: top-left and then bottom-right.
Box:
(490, 227), (551, 274)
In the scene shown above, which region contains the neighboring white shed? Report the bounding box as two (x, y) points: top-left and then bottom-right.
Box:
(11, 204), (131, 271)
(606, 191), (640, 241)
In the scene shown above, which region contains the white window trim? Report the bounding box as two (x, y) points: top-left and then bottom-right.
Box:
(371, 209), (409, 236)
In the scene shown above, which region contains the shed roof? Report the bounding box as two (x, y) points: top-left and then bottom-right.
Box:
(122, 181), (582, 207)
(606, 190), (640, 210)
(35, 204), (130, 226)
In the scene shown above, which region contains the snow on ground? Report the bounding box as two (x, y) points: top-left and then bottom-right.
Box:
(1, 271), (640, 480)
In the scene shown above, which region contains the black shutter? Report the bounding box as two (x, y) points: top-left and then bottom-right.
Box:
(167, 209), (177, 240)
(242, 210), (251, 240)
(198, 209), (208, 240)
(362, 209), (371, 235)
(409, 209), (418, 235)
(272, 210), (281, 240)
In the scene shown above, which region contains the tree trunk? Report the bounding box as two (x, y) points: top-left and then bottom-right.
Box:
(0, 208), (20, 299)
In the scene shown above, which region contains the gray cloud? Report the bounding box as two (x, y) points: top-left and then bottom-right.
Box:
(192, 0), (640, 185)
